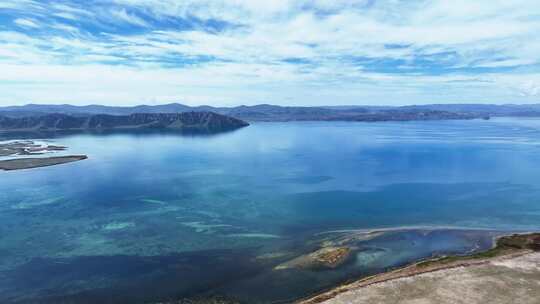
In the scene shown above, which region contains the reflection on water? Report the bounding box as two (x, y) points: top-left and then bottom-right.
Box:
(0, 126), (246, 142)
(1, 118), (540, 303)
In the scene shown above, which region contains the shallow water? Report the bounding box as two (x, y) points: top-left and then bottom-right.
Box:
(2, 118), (540, 303)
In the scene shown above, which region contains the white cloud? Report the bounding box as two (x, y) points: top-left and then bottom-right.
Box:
(51, 3), (93, 16)
(0, 0), (41, 10)
(13, 18), (39, 28)
(110, 8), (149, 27)
(53, 12), (78, 20)
(50, 23), (80, 34)
(0, 61), (537, 106)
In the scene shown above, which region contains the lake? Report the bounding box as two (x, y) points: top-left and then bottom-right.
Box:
(2, 117), (540, 303)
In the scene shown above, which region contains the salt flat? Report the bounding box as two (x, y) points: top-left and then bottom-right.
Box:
(319, 252), (540, 304)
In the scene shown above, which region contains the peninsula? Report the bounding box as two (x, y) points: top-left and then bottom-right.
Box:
(0, 112), (249, 133)
(0, 155), (87, 171)
(0, 140), (87, 171)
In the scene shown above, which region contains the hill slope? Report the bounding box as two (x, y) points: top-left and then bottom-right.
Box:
(0, 112), (249, 132)
(0, 103), (493, 122)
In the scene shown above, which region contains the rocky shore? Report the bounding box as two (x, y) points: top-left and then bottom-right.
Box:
(275, 246), (352, 271)
(0, 140), (66, 157)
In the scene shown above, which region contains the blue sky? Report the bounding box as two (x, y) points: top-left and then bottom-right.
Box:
(0, 0), (539, 106)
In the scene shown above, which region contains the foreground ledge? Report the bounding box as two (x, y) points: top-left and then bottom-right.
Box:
(298, 233), (540, 304)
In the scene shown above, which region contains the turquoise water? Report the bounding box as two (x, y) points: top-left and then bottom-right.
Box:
(2, 118), (540, 303)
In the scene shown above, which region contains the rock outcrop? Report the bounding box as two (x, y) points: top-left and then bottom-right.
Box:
(275, 246), (352, 271)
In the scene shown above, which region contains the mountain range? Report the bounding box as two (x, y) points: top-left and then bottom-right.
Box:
(0, 103), (522, 121)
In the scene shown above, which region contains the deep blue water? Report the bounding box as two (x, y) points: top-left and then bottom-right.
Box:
(2, 118), (540, 303)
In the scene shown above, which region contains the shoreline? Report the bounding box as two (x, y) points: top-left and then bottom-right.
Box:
(296, 232), (540, 304)
(313, 225), (520, 236)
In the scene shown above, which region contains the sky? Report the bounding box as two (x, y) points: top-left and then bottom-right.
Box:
(0, 0), (539, 107)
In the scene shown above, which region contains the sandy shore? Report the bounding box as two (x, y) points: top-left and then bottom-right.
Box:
(298, 233), (540, 304)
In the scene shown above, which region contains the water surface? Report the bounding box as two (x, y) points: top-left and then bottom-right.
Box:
(2, 118), (540, 303)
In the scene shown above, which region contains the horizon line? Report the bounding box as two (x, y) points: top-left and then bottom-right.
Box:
(2, 102), (540, 109)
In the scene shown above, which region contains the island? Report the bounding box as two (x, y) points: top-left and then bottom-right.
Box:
(298, 233), (540, 304)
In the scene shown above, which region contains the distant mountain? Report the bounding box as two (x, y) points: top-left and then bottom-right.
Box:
(0, 103), (501, 122)
(0, 103), (195, 116)
(0, 103), (350, 120)
(327, 110), (486, 122)
(398, 104), (540, 116)
(223, 104), (367, 121)
(0, 112), (249, 133)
